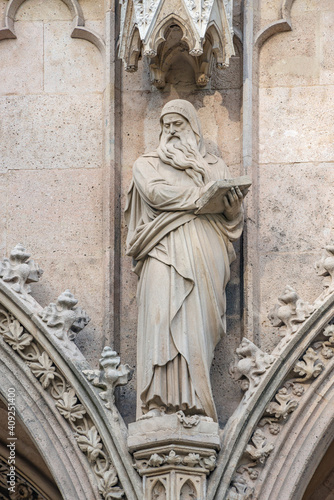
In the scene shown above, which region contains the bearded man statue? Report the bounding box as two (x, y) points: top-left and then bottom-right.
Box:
(125, 99), (245, 422)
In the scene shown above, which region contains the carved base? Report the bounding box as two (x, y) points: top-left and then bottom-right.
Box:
(128, 414), (220, 500)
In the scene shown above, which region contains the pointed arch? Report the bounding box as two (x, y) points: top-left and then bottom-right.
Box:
(0, 280), (142, 500)
(255, 0), (297, 48)
(180, 478), (197, 499)
(0, 0), (105, 56)
(208, 290), (334, 499)
(144, 13), (200, 57)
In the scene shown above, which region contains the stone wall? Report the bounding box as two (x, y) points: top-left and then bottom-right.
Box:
(0, 0), (333, 430)
(0, 0), (107, 362)
(254, 0), (334, 352)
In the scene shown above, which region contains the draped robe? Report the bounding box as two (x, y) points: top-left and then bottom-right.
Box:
(125, 151), (244, 421)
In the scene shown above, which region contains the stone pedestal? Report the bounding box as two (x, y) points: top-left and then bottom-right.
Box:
(128, 414), (220, 500)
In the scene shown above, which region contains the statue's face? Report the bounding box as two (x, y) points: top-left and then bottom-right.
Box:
(161, 113), (192, 142)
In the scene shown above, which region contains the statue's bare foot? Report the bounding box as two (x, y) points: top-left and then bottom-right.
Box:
(138, 407), (165, 420)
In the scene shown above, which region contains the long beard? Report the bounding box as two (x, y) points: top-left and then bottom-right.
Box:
(157, 132), (207, 187)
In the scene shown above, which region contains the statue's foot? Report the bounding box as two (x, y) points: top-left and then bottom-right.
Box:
(138, 407), (165, 420)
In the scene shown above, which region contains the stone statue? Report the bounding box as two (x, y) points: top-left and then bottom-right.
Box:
(125, 100), (245, 421)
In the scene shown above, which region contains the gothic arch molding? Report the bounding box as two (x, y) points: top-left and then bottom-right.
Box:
(0, 258), (142, 500)
(207, 272), (334, 499)
(0, 0), (105, 56)
(0, 339), (97, 500)
(255, 0), (297, 48)
(256, 361), (334, 499)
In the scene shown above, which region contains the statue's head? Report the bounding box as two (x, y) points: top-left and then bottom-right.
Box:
(157, 100), (207, 186)
(159, 100), (206, 156)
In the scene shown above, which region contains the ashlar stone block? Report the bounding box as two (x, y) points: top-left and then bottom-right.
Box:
(15, 0), (71, 21)
(258, 163), (334, 253)
(259, 11), (321, 88)
(320, 12), (334, 85)
(6, 168), (103, 257)
(0, 94), (103, 170)
(259, 86), (334, 164)
(44, 21), (104, 93)
(0, 22), (43, 95)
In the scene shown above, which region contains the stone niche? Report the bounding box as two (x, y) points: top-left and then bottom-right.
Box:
(118, 0), (235, 88)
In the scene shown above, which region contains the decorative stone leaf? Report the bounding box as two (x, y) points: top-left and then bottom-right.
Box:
(176, 410), (200, 427)
(323, 324), (334, 344)
(0, 244), (43, 297)
(245, 429), (274, 464)
(290, 383), (305, 397)
(28, 352), (55, 389)
(39, 290), (90, 353)
(230, 338), (275, 402)
(199, 455), (216, 471)
(266, 387), (298, 420)
(148, 453), (165, 467)
(55, 389), (86, 422)
(76, 426), (103, 463)
(11, 481), (34, 499)
(3, 320), (33, 351)
(315, 245), (334, 294)
(227, 475), (254, 500)
(165, 450), (182, 465)
(268, 285), (313, 337)
(183, 453), (200, 467)
(83, 347), (133, 410)
(98, 468), (124, 499)
(293, 347), (325, 382)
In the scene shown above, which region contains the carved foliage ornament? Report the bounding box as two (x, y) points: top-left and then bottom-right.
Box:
(83, 346), (133, 412)
(118, 0), (235, 87)
(135, 449), (216, 473)
(38, 289), (90, 355)
(0, 457), (46, 500)
(0, 244), (43, 308)
(0, 306), (125, 499)
(227, 319), (334, 498)
(229, 338), (276, 402)
(268, 285), (314, 339)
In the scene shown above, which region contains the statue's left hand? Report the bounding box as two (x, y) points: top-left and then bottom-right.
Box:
(223, 187), (244, 220)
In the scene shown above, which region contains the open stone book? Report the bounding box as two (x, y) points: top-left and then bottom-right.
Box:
(195, 175), (252, 215)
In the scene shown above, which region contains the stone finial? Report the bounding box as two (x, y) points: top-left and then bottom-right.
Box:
(315, 245), (334, 295)
(0, 244), (43, 296)
(39, 290), (90, 342)
(268, 285), (314, 337)
(83, 347), (133, 410)
(229, 338), (275, 402)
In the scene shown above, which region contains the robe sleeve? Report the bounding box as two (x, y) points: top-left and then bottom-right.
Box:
(133, 157), (205, 211)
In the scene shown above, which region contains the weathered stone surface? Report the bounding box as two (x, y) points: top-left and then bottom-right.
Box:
(0, 22), (43, 95)
(0, 175), (6, 254)
(44, 21), (104, 93)
(0, 94), (103, 170)
(258, 163), (334, 253)
(15, 0), (71, 21)
(259, 86), (334, 164)
(258, 252), (322, 352)
(6, 169), (103, 254)
(320, 11), (334, 85)
(79, 0), (105, 20)
(128, 414), (220, 451)
(32, 256), (105, 363)
(259, 11), (321, 88)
